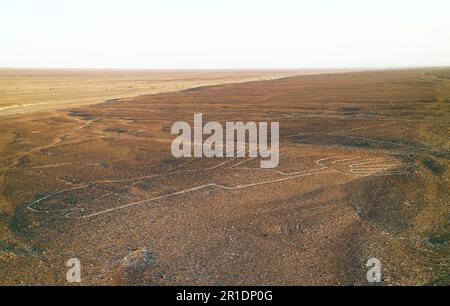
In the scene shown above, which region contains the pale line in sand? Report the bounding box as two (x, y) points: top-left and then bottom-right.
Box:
(102, 161), (237, 208)
(353, 172), (411, 177)
(349, 158), (398, 166)
(351, 165), (401, 170)
(2, 110), (113, 169)
(26, 156), (334, 218)
(232, 156), (362, 176)
(236, 155), (410, 178)
(330, 156), (362, 164)
(31, 162), (101, 170)
(230, 156), (402, 176)
(26, 157), (238, 215)
(3, 134), (106, 167)
(27, 185), (89, 213)
(26, 153), (409, 219)
(327, 122), (395, 135)
(67, 169), (335, 219)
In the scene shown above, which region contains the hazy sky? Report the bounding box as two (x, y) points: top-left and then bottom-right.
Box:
(1, 0), (449, 69)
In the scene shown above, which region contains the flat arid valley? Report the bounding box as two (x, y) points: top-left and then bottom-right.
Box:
(0, 68), (448, 285)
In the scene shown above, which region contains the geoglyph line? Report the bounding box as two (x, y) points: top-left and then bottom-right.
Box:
(26, 153), (409, 219)
(67, 169), (335, 219)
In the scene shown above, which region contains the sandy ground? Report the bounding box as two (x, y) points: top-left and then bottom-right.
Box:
(0, 69), (350, 117)
(0, 69), (449, 285)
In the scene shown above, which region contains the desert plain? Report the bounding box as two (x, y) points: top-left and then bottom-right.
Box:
(0, 68), (449, 285)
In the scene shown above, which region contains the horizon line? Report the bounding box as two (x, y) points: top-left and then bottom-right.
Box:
(1, 65), (449, 71)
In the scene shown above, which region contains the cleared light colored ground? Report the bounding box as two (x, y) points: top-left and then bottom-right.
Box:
(0, 69), (349, 117)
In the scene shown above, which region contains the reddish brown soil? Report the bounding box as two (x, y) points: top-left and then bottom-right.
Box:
(0, 69), (449, 285)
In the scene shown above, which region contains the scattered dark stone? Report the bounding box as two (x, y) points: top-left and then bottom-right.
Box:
(427, 274), (450, 286)
(0, 241), (41, 257)
(422, 158), (444, 175)
(62, 194), (79, 205)
(9, 207), (32, 239)
(15, 156), (31, 167)
(425, 233), (450, 247)
(105, 127), (128, 133)
(343, 107), (359, 112)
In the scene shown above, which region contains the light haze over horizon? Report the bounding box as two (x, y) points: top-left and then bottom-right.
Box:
(1, 0), (449, 69)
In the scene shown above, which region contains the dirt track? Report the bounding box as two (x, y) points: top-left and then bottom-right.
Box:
(0, 69), (449, 285)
